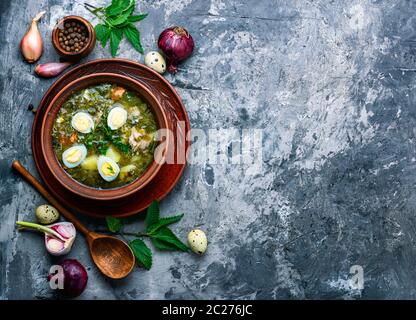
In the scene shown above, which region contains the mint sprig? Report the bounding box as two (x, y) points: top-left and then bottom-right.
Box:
(104, 200), (188, 270)
(105, 216), (122, 233)
(151, 227), (188, 252)
(129, 239), (152, 270)
(85, 0), (146, 56)
(147, 214), (184, 234)
(145, 200), (160, 227)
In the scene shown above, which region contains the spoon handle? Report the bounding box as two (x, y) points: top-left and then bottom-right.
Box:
(12, 160), (90, 236)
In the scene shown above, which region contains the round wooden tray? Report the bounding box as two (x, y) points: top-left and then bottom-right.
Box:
(32, 58), (190, 218)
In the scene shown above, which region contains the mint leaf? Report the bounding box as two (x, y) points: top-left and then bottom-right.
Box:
(152, 227), (188, 252)
(147, 214), (184, 234)
(151, 238), (180, 251)
(90, 0), (146, 57)
(110, 28), (123, 57)
(108, 5), (134, 26)
(106, 0), (132, 17)
(106, 216), (122, 233)
(95, 24), (110, 47)
(128, 13), (148, 22)
(129, 239), (152, 270)
(145, 200), (159, 229)
(123, 24), (144, 54)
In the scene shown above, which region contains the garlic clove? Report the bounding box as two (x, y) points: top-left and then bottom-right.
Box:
(47, 238), (65, 252)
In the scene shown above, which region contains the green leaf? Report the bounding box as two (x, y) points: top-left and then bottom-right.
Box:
(129, 239), (152, 270)
(112, 140), (130, 154)
(152, 227), (188, 252)
(95, 24), (111, 47)
(106, 216), (122, 233)
(128, 13), (148, 22)
(110, 28), (123, 57)
(151, 238), (179, 251)
(106, 0), (132, 17)
(147, 214), (184, 234)
(123, 23), (144, 54)
(145, 200), (159, 229)
(108, 5), (134, 26)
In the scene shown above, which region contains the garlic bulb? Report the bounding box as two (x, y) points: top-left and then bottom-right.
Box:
(44, 222), (76, 256)
(16, 221), (76, 256)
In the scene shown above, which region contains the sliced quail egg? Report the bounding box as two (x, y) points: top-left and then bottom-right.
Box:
(144, 51), (166, 74)
(71, 112), (94, 134)
(97, 156), (120, 182)
(107, 104), (128, 130)
(62, 145), (87, 168)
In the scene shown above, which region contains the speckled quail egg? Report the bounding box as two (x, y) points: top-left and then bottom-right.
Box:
(36, 204), (60, 224)
(144, 51), (166, 74)
(71, 112), (94, 133)
(107, 104), (128, 130)
(97, 156), (120, 182)
(62, 144), (87, 168)
(187, 229), (207, 255)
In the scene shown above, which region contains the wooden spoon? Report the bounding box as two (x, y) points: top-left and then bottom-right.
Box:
(12, 160), (135, 279)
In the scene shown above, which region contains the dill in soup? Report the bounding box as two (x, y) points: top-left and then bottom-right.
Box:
(52, 83), (158, 189)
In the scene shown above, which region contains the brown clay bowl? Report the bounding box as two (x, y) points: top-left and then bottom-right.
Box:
(52, 16), (96, 61)
(40, 73), (170, 201)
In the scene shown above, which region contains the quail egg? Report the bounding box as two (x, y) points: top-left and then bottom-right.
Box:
(187, 229), (207, 255)
(71, 112), (94, 133)
(144, 51), (166, 74)
(36, 204), (60, 224)
(97, 156), (120, 182)
(107, 104), (128, 130)
(62, 145), (87, 168)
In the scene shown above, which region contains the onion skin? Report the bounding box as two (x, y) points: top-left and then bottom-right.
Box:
(158, 26), (194, 73)
(20, 11), (45, 63)
(35, 62), (72, 78)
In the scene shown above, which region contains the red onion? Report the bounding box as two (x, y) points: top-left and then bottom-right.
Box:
(35, 62), (72, 78)
(158, 26), (194, 73)
(48, 259), (88, 297)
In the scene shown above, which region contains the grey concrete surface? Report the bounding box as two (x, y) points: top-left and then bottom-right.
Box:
(1, 0), (416, 299)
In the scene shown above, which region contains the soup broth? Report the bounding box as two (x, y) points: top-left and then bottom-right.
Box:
(52, 83), (157, 189)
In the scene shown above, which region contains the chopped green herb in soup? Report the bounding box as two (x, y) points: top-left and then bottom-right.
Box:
(52, 83), (157, 189)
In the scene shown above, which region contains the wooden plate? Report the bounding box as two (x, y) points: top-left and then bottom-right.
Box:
(32, 58), (190, 218)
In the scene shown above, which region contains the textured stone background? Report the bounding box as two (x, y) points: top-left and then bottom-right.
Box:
(1, 0), (416, 299)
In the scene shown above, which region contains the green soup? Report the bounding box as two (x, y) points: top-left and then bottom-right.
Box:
(52, 83), (157, 189)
